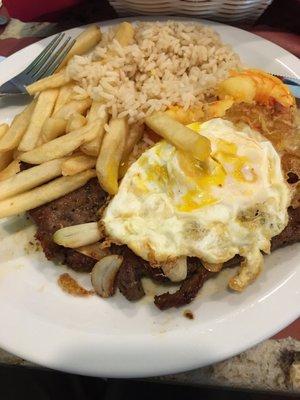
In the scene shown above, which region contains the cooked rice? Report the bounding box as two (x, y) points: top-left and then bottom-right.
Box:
(129, 133), (156, 167)
(67, 21), (241, 124)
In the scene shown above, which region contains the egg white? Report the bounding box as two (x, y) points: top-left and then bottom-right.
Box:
(103, 118), (291, 269)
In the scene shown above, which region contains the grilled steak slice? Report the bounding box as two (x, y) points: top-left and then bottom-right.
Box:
(117, 256), (145, 301)
(271, 207), (300, 251)
(62, 250), (96, 273)
(28, 178), (107, 272)
(114, 246), (145, 301)
(143, 263), (169, 282)
(153, 257), (242, 310)
(154, 259), (212, 310)
(112, 245), (168, 301)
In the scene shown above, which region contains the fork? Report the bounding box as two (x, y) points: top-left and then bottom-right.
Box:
(0, 33), (76, 96)
(271, 73), (300, 100)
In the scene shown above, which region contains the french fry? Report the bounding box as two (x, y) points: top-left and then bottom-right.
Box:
(53, 98), (92, 120)
(0, 123), (8, 140)
(0, 160), (20, 182)
(18, 89), (59, 151)
(0, 169), (96, 219)
(58, 25), (102, 70)
(114, 22), (135, 47)
(13, 149), (24, 159)
(62, 152), (95, 174)
(0, 101), (36, 152)
(80, 104), (108, 156)
(53, 83), (74, 114)
(87, 101), (105, 122)
(0, 158), (65, 201)
(80, 131), (105, 156)
(103, 22), (135, 63)
(53, 222), (102, 248)
(96, 117), (128, 195)
(119, 123), (143, 177)
(0, 150), (13, 172)
(66, 113), (86, 133)
(26, 69), (70, 96)
(145, 112), (211, 161)
(39, 117), (67, 144)
(20, 121), (100, 164)
(62, 154), (96, 176)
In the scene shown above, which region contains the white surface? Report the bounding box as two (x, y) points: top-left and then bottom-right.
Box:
(0, 17), (299, 378)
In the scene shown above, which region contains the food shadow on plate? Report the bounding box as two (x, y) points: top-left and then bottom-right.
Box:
(1, 214), (70, 278)
(207, 244), (299, 306)
(1, 215), (33, 235)
(104, 289), (157, 318)
(0, 215), (37, 263)
(206, 268), (254, 305)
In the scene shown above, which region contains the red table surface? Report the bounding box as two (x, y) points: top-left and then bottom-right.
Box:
(0, 2), (299, 341)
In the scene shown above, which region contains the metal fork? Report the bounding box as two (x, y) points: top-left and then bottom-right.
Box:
(272, 74), (300, 100)
(0, 33), (76, 96)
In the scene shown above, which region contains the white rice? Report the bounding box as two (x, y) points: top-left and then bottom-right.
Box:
(67, 21), (240, 124)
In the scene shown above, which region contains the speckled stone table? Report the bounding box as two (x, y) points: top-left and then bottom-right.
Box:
(0, 1), (299, 394)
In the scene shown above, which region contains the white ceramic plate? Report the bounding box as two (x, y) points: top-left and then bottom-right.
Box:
(0, 17), (299, 378)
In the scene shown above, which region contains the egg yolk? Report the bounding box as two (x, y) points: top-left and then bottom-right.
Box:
(134, 122), (258, 213)
(175, 125), (257, 212)
(214, 139), (257, 183)
(177, 151), (226, 211)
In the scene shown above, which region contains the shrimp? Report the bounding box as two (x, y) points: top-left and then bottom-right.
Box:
(218, 69), (295, 108)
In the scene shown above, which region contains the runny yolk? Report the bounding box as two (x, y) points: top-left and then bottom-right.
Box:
(178, 189), (217, 212)
(135, 151), (169, 194)
(214, 139), (257, 183)
(176, 151), (226, 211)
(146, 164), (169, 184)
(177, 138), (256, 212)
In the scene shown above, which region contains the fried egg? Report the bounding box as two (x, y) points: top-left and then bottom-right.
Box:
(103, 118), (291, 288)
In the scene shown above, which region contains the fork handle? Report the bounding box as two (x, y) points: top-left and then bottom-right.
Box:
(0, 80), (27, 96)
(0, 92), (29, 97)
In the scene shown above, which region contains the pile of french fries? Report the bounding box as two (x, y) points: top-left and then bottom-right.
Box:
(0, 21), (212, 221)
(0, 23), (145, 219)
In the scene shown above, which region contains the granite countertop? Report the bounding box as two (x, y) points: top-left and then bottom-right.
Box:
(0, 0), (299, 393)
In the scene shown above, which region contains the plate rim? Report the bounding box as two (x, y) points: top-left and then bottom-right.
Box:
(0, 16), (299, 378)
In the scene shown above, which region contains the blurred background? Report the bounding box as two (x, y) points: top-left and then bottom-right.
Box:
(0, 0), (299, 57)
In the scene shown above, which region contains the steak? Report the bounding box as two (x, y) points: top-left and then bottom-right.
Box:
(28, 178), (106, 272)
(114, 246), (146, 301)
(115, 206), (300, 309)
(154, 259), (212, 310)
(27, 174), (300, 308)
(112, 245), (168, 301)
(271, 207), (300, 251)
